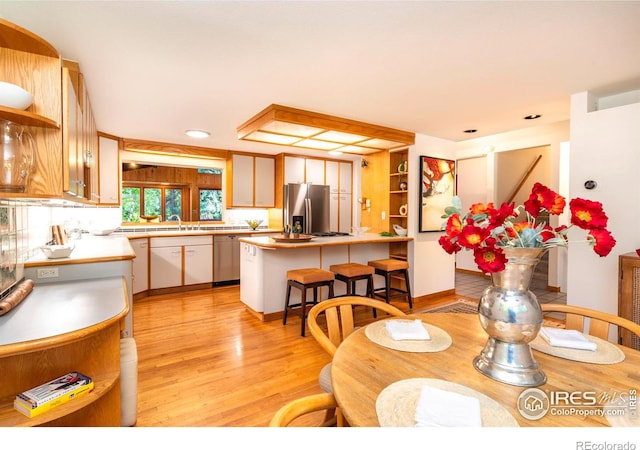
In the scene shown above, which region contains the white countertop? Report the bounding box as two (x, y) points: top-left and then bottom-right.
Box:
(26, 235), (135, 267)
(0, 277), (128, 348)
(238, 233), (412, 249)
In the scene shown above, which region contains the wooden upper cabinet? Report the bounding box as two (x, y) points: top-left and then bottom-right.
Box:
(0, 20), (101, 202)
(62, 64), (83, 199)
(0, 19), (63, 198)
(62, 61), (99, 203)
(227, 153), (275, 208)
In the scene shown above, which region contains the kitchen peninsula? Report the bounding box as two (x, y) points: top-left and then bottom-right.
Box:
(238, 233), (412, 320)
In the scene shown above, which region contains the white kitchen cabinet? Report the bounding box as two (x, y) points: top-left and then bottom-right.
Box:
(325, 160), (352, 193)
(339, 161), (352, 193)
(305, 158), (325, 185)
(331, 193), (352, 234)
(150, 236), (213, 289)
(284, 155), (305, 184)
(130, 238), (149, 294)
(150, 245), (182, 289)
(231, 154), (254, 207)
(229, 153), (275, 207)
(339, 193), (352, 233)
(98, 134), (120, 205)
(326, 160), (339, 193)
(254, 156), (275, 207)
(184, 243), (213, 285)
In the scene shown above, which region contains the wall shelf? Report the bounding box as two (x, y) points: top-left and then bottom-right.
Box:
(0, 106), (60, 129)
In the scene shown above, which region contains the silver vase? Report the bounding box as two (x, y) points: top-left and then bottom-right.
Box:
(473, 247), (547, 386)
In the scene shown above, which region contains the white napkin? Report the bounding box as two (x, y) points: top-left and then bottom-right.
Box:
(539, 327), (597, 351)
(385, 319), (430, 341)
(414, 385), (482, 427)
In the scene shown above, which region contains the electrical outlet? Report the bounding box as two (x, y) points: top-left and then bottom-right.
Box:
(381, 211), (386, 220)
(37, 267), (59, 279)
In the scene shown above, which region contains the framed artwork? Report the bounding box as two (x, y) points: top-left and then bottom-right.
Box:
(419, 156), (456, 232)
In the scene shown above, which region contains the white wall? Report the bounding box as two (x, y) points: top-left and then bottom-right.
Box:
(568, 92), (640, 314)
(454, 121), (570, 288)
(408, 134), (457, 297)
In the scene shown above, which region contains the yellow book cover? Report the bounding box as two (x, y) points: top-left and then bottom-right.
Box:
(14, 381), (94, 418)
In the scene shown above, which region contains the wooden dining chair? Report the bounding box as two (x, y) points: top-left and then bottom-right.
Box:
(306, 296), (407, 426)
(307, 296), (407, 358)
(269, 393), (340, 427)
(541, 303), (640, 347)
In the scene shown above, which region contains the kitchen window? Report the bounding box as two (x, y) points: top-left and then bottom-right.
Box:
(199, 188), (222, 221)
(121, 184), (186, 222)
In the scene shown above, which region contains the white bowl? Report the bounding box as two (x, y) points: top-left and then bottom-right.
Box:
(0, 82), (34, 110)
(40, 244), (75, 259)
(89, 228), (119, 236)
(352, 226), (369, 236)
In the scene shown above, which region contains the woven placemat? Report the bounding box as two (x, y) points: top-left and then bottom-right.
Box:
(530, 333), (625, 364)
(364, 319), (452, 353)
(376, 378), (519, 427)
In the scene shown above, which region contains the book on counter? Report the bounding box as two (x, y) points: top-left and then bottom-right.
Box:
(14, 372), (94, 418)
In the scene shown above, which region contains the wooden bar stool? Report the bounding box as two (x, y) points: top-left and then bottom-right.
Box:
(329, 263), (375, 298)
(367, 258), (413, 309)
(284, 268), (335, 336)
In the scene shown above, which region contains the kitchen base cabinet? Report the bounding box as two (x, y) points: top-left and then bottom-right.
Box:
(150, 245), (183, 289)
(184, 243), (213, 285)
(131, 238), (149, 296)
(149, 236), (213, 293)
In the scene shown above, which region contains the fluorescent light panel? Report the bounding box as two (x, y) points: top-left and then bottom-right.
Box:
(237, 104), (415, 155)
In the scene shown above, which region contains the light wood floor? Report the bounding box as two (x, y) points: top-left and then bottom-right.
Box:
(132, 284), (458, 427)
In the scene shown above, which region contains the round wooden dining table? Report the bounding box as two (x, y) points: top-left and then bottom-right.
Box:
(330, 313), (640, 427)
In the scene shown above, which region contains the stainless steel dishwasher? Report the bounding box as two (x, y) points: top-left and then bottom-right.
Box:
(214, 234), (241, 285)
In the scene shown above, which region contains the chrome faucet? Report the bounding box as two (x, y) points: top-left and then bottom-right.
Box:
(168, 214), (182, 231)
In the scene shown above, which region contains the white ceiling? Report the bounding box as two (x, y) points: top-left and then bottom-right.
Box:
(2, 1), (640, 159)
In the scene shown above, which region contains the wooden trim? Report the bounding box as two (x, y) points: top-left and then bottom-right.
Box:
(123, 137), (229, 160)
(237, 104), (415, 145)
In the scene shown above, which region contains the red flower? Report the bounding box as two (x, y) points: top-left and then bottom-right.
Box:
(474, 247), (507, 273)
(457, 225), (489, 249)
(570, 198), (609, 230)
(488, 202), (516, 228)
(438, 235), (461, 254)
(524, 182), (566, 217)
(438, 183), (616, 273)
(444, 214), (462, 238)
(469, 202), (494, 216)
(589, 229), (617, 257)
(539, 225), (556, 242)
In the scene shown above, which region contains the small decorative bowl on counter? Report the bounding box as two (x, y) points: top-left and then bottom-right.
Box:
(246, 219), (263, 230)
(40, 243), (75, 259)
(88, 227), (119, 236)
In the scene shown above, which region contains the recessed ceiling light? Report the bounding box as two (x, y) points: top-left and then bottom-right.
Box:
(185, 129), (211, 138)
(524, 114), (541, 120)
(464, 129), (477, 133)
(328, 150), (343, 156)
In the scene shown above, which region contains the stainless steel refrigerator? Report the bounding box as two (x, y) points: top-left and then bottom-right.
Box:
(283, 183), (331, 235)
